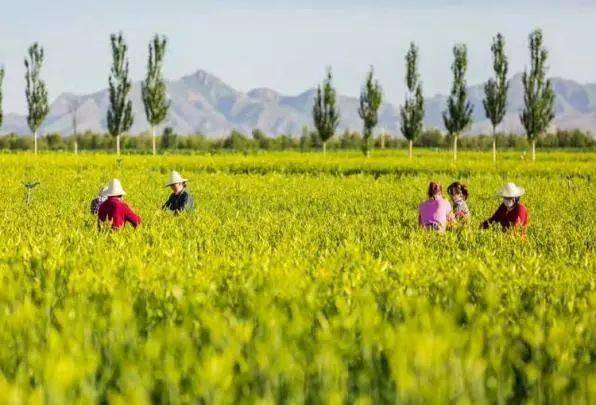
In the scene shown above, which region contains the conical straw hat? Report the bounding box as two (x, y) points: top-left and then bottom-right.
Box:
(105, 179), (126, 197)
(165, 171), (188, 187)
(497, 182), (525, 198)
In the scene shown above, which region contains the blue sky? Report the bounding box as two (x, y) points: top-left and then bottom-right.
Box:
(1, 0), (595, 114)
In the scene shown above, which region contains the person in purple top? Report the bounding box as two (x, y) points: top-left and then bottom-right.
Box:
(418, 181), (453, 232)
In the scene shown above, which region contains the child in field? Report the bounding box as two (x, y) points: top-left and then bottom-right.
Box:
(418, 181), (453, 232)
(447, 182), (470, 222)
(481, 183), (528, 238)
(90, 186), (108, 215)
(98, 179), (141, 230)
(162, 171), (194, 213)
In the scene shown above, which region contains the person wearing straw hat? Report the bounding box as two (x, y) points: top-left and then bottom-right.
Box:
(481, 182), (528, 236)
(98, 179), (141, 230)
(162, 171), (194, 213)
(90, 185), (108, 215)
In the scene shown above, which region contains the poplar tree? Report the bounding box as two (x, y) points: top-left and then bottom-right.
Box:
(400, 42), (425, 159)
(521, 29), (555, 161)
(68, 98), (81, 154)
(107, 33), (134, 156)
(0, 67), (4, 130)
(443, 44), (473, 162)
(312, 67), (340, 154)
(142, 34), (170, 155)
(25, 43), (49, 155)
(483, 33), (509, 163)
(358, 67), (383, 157)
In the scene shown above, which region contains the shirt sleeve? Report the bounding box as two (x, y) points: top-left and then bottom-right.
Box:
(123, 204), (141, 227)
(162, 195), (173, 210)
(482, 204), (504, 229)
(516, 204), (529, 227)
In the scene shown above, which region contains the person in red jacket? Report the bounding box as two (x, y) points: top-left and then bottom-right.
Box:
(98, 179), (141, 230)
(481, 183), (528, 237)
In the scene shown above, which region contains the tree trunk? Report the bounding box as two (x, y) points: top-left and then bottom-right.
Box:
(323, 141), (326, 155)
(34, 130), (38, 155)
(380, 131), (385, 149)
(492, 126), (497, 163)
(152, 126), (156, 156)
(408, 139), (413, 159)
(116, 134), (121, 156)
(74, 140), (78, 155)
(532, 139), (536, 161)
(453, 134), (458, 162)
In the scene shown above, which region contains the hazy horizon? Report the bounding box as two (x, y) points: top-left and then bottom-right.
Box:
(2, 0), (596, 115)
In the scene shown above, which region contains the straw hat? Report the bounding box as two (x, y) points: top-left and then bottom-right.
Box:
(165, 170), (188, 187)
(497, 182), (525, 198)
(105, 179), (126, 197)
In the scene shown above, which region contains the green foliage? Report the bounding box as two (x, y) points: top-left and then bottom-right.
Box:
(443, 44), (473, 136)
(142, 35), (170, 128)
(0, 151), (593, 402)
(400, 42), (425, 143)
(312, 68), (340, 149)
(0, 66), (4, 129)
(252, 128), (270, 149)
(107, 33), (134, 139)
(161, 127), (178, 150)
(24, 43), (49, 133)
(358, 67), (383, 156)
(0, 130), (593, 153)
(483, 33), (509, 132)
(223, 130), (252, 150)
(521, 30), (556, 142)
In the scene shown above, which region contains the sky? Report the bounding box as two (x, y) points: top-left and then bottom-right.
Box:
(1, 0), (595, 114)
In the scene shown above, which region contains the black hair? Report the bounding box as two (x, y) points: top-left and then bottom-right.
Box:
(447, 182), (469, 200)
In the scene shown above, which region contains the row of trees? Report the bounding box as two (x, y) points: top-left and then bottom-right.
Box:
(0, 30), (559, 160)
(312, 30), (556, 161)
(2, 128), (592, 152)
(0, 33), (170, 157)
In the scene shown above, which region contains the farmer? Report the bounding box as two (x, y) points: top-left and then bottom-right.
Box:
(447, 181), (470, 222)
(90, 185), (108, 215)
(98, 179), (141, 230)
(162, 170), (194, 213)
(418, 181), (453, 232)
(481, 183), (528, 236)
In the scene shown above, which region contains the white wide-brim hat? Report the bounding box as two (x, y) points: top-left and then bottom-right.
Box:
(105, 179), (126, 197)
(497, 182), (525, 198)
(165, 170), (188, 187)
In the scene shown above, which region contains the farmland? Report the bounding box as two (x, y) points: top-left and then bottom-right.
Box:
(0, 150), (594, 403)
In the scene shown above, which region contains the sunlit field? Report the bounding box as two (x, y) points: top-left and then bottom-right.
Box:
(0, 150), (593, 403)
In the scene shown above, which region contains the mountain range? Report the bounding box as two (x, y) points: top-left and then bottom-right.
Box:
(3, 69), (596, 137)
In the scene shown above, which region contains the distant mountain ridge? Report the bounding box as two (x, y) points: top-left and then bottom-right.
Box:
(3, 70), (596, 137)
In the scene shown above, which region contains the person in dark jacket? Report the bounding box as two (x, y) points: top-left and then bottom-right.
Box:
(481, 183), (528, 238)
(162, 171), (194, 213)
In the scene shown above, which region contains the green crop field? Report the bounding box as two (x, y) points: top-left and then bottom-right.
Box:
(0, 150), (593, 403)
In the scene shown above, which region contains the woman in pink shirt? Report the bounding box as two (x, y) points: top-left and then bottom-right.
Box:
(418, 181), (453, 232)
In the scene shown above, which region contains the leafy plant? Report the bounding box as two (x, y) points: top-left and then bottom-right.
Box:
(0, 151), (592, 403)
(358, 67), (383, 157)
